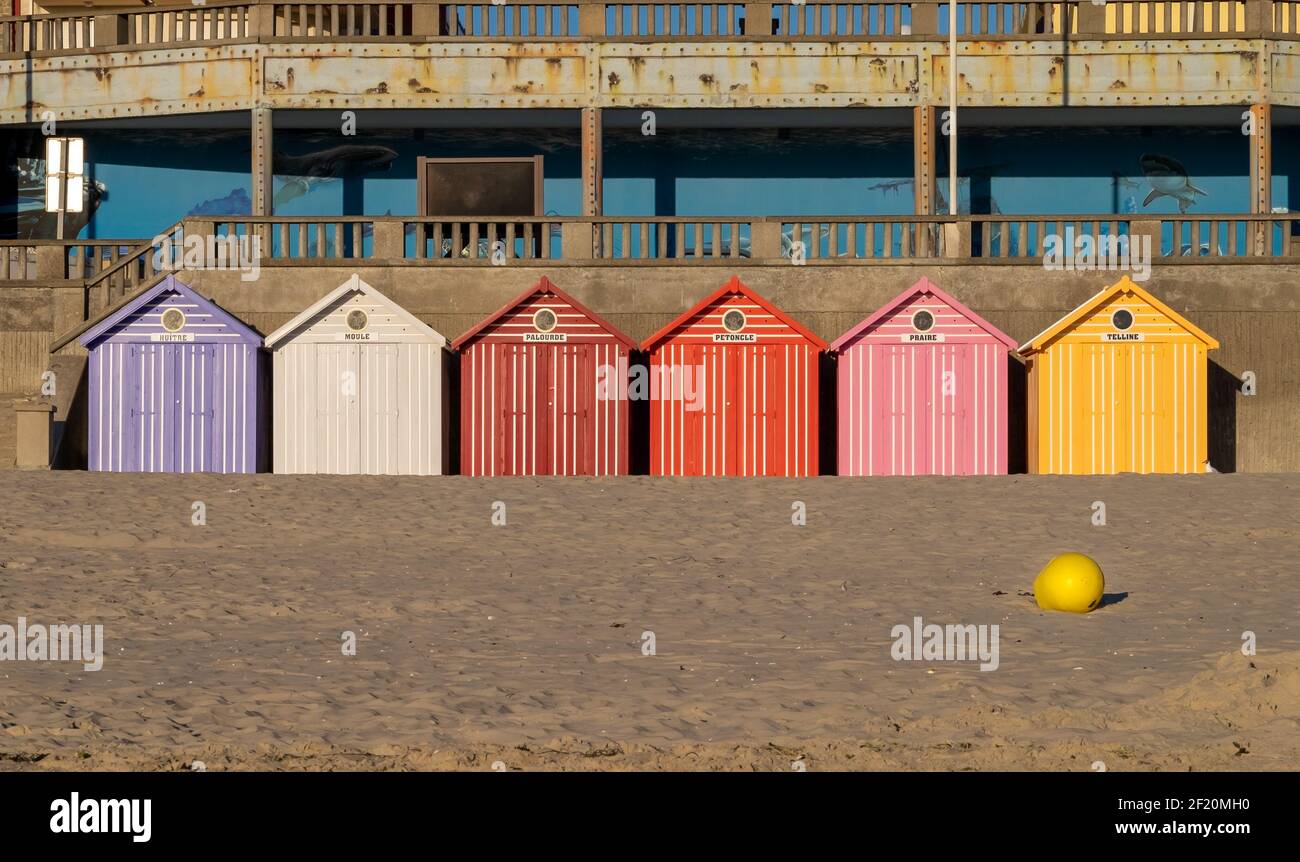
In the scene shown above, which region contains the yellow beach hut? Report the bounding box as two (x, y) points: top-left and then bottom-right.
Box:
(1019, 277), (1219, 475)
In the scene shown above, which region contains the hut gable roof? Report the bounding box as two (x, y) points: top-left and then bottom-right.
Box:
(451, 276), (636, 350)
(641, 276), (827, 350)
(829, 277), (1017, 353)
(72, 274), (261, 350)
(264, 274), (448, 348)
(1018, 276), (1219, 355)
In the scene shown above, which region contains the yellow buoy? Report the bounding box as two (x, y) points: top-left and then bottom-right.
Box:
(1033, 552), (1105, 613)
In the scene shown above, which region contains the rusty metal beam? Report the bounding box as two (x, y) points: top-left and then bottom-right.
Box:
(252, 106), (272, 217)
(913, 105), (936, 216)
(2, 39), (1294, 125)
(1250, 103), (1271, 215)
(582, 106), (602, 218)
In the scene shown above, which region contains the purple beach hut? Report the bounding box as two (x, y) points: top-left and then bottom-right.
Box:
(74, 275), (267, 473)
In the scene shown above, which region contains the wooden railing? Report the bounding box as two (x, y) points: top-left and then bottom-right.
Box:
(82, 223), (185, 312)
(0, 0), (1292, 58)
(123, 4), (255, 46)
(407, 217), (564, 260)
(210, 217), (374, 259)
(0, 239), (145, 281)
(7, 213), (1295, 299)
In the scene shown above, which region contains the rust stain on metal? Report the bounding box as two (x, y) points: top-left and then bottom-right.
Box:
(608, 71), (620, 87)
(366, 82), (389, 95)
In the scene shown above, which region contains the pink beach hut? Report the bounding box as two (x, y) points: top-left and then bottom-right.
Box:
(830, 278), (1018, 476)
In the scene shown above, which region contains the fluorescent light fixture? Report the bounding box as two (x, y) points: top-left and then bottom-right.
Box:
(45, 176), (62, 212)
(43, 136), (86, 213)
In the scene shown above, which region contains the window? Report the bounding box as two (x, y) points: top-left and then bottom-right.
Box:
(911, 310), (935, 332)
(533, 308), (557, 332)
(1111, 309), (1134, 331)
(160, 308), (185, 332)
(722, 309), (747, 333)
(347, 309), (369, 332)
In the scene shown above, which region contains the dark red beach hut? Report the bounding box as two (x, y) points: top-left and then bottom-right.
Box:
(453, 277), (635, 476)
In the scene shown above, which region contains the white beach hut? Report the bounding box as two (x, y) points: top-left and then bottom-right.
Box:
(266, 274), (453, 475)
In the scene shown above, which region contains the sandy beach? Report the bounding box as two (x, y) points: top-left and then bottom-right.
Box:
(0, 471), (1297, 771)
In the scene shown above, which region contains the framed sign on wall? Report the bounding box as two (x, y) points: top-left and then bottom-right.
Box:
(416, 156), (544, 217)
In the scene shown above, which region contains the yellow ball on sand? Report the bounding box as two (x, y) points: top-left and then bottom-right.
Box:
(1033, 553), (1105, 614)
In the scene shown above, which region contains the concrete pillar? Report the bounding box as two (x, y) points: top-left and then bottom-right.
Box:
(578, 4), (604, 36)
(910, 3), (937, 36)
(14, 401), (54, 469)
(1129, 219), (1164, 259)
(93, 14), (129, 47)
(745, 3), (773, 36)
(913, 105), (937, 216)
(942, 222), (970, 259)
(250, 4), (277, 38)
(35, 245), (65, 280)
(372, 221), (406, 260)
(1245, 1), (1273, 35)
(251, 107), (274, 217)
(1075, 3), (1107, 34)
(412, 5), (442, 36)
(750, 221), (784, 260)
(561, 222), (595, 259)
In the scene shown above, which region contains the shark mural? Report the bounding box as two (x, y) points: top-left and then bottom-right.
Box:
(272, 144), (400, 207)
(1138, 153), (1208, 213)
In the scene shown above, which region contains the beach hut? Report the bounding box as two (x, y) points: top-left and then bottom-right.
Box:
(1019, 276), (1219, 475)
(452, 276), (635, 476)
(265, 274), (452, 475)
(642, 276), (826, 477)
(70, 274), (266, 473)
(830, 277), (1018, 476)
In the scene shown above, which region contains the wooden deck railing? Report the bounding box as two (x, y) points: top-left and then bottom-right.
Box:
(0, 1), (1290, 58)
(4, 213), (1295, 298)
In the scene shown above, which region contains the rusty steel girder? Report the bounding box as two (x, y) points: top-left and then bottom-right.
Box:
(0, 38), (1288, 125)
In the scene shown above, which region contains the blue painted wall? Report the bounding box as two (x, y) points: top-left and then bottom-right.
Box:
(2, 122), (1296, 240)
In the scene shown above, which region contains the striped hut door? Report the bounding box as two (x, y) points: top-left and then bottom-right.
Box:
(315, 343), (361, 474)
(573, 344), (595, 475)
(500, 342), (544, 476)
(1110, 344), (1134, 474)
(548, 344), (573, 476)
(913, 346), (935, 476)
(678, 344), (703, 476)
(885, 345), (907, 476)
(361, 343), (399, 474)
(723, 346), (743, 476)
(125, 345), (142, 471)
(531, 344), (552, 475)
(128, 344), (158, 472)
(182, 344), (216, 473)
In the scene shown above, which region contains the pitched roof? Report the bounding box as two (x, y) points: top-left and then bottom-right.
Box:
(828, 276), (1018, 352)
(640, 276), (828, 350)
(451, 275), (636, 351)
(263, 273), (447, 348)
(1018, 275), (1219, 354)
(53, 274), (261, 351)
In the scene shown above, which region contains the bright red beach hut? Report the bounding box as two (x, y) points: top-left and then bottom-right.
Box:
(642, 276), (826, 477)
(830, 277), (1017, 476)
(453, 276), (635, 476)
